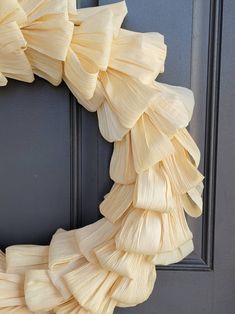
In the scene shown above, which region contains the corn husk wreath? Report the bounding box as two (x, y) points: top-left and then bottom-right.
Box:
(0, 0), (204, 313)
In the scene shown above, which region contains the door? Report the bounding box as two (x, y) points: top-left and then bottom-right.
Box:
(0, 0), (234, 313)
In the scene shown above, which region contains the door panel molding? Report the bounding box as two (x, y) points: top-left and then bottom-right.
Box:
(70, 96), (80, 229)
(160, 0), (223, 271)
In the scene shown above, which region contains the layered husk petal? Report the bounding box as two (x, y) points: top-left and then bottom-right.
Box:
(110, 132), (136, 184)
(0, 15), (33, 84)
(151, 207), (194, 265)
(131, 113), (174, 173)
(100, 183), (134, 223)
(115, 208), (162, 255)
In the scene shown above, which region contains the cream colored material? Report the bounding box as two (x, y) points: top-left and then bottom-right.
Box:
(175, 128), (201, 167)
(49, 258), (87, 300)
(73, 1), (127, 37)
(116, 208), (161, 255)
(147, 82), (194, 138)
(75, 218), (120, 263)
(21, 0), (74, 86)
(0, 273), (25, 307)
(48, 229), (81, 270)
(111, 258), (156, 305)
(64, 263), (112, 312)
(131, 113), (174, 173)
(24, 270), (65, 312)
(133, 163), (177, 212)
(0, 21), (33, 84)
(99, 70), (159, 130)
(55, 299), (86, 314)
(151, 206), (194, 265)
(163, 139), (204, 194)
(181, 185), (203, 217)
(6, 245), (48, 274)
(100, 183), (134, 222)
(0, 251), (5, 273)
(110, 29), (166, 83)
(94, 240), (141, 278)
(0, 0), (204, 312)
(97, 101), (128, 142)
(110, 133), (136, 184)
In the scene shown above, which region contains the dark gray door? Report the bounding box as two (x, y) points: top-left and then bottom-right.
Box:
(0, 0), (234, 313)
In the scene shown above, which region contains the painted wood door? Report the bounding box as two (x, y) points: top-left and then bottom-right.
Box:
(0, 0), (234, 313)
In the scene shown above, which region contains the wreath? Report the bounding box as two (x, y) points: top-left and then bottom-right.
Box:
(0, 0), (204, 313)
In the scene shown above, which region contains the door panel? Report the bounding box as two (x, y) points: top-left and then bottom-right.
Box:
(0, 80), (71, 248)
(213, 0), (235, 311)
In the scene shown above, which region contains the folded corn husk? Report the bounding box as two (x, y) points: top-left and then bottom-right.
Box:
(63, 262), (118, 314)
(131, 113), (174, 173)
(133, 163), (178, 212)
(110, 132), (136, 184)
(0, 272), (25, 308)
(49, 258), (87, 300)
(175, 128), (201, 167)
(49, 229), (81, 270)
(98, 297), (117, 314)
(163, 138), (204, 194)
(0, 0), (26, 26)
(0, 21), (34, 84)
(72, 0), (127, 37)
(81, 272), (118, 313)
(94, 240), (141, 278)
(152, 239), (194, 266)
(111, 258), (156, 305)
(115, 208), (161, 255)
(24, 269), (65, 312)
(100, 183), (134, 222)
(0, 251), (5, 273)
(181, 184), (203, 217)
(97, 101), (129, 142)
(155, 82), (195, 124)
(55, 299), (82, 314)
(99, 70), (158, 130)
(109, 29), (166, 84)
(75, 218), (120, 263)
(64, 262), (117, 313)
(6, 245), (48, 275)
(151, 206), (194, 265)
(48, 229), (83, 298)
(0, 73), (7, 86)
(147, 82), (194, 138)
(65, 78), (105, 113)
(0, 306), (30, 313)
(64, 8), (114, 100)
(21, 0), (74, 85)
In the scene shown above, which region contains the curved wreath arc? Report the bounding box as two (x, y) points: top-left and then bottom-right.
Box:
(0, 0), (204, 313)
